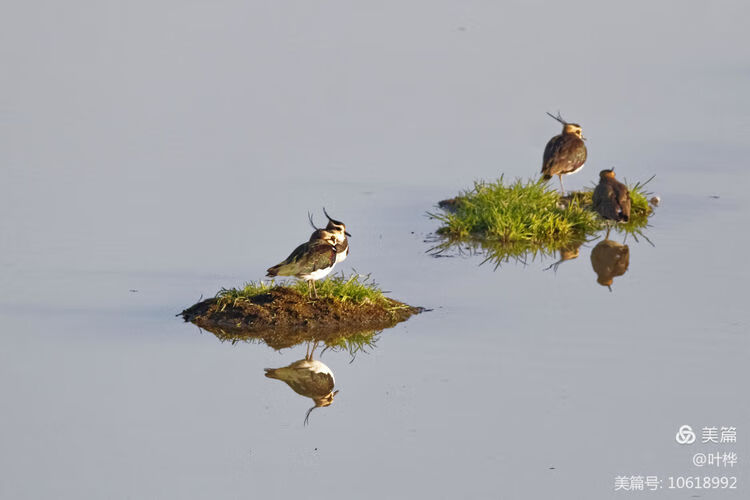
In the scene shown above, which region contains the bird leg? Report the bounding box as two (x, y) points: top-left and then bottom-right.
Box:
(310, 280), (318, 299)
(543, 258), (563, 273)
(308, 340), (319, 360)
(558, 174), (566, 196)
(605, 223), (611, 240)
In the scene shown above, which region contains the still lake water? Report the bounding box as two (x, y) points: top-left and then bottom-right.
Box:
(1, 1), (748, 498)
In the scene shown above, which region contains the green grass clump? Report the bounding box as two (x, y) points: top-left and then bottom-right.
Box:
(429, 176), (655, 265)
(216, 281), (272, 303)
(215, 273), (389, 307)
(430, 177), (599, 242)
(289, 273), (389, 304)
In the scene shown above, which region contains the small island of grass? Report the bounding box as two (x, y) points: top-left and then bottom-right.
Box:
(429, 176), (655, 265)
(180, 274), (422, 344)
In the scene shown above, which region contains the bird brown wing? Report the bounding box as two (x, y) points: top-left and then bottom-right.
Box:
(592, 182), (612, 210)
(593, 182), (618, 220)
(542, 134), (587, 177)
(266, 241), (310, 277)
(593, 179), (631, 222)
(279, 368), (335, 398)
(542, 134), (563, 177)
(304, 240), (337, 273)
(267, 240), (336, 278)
(305, 370), (335, 398)
(613, 182), (632, 222)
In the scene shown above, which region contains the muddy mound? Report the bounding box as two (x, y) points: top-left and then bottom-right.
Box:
(180, 287), (421, 348)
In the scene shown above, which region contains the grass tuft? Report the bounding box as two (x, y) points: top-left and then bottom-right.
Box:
(289, 272), (389, 304)
(216, 280), (270, 299)
(428, 176), (655, 265)
(215, 272), (390, 308)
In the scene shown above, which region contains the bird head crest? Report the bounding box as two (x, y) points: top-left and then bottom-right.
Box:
(323, 208), (351, 237)
(546, 111), (568, 125)
(308, 211), (321, 231)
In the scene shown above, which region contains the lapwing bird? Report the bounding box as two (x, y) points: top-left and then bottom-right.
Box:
(592, 168), (631, 238)
(264, 342), (337, 425)
(308, 208), (351, 264)
(590, 238), (630, 291)
(541, 112), (587, 195)
(266, 230), (338, 298)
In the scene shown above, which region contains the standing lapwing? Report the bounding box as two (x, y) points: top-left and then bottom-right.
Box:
(266, 229), (338, 299)
(308, 208), (351, 264)
(592, 168), (631, 238)
(264, 342), (337, 425)
(541, 112), (587, 195)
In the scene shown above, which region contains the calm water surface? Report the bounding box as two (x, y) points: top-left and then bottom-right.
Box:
(1, 1), (748, 499)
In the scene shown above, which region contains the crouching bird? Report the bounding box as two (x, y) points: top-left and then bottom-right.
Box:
(266, 230), (338, 299)
(264, 343), (337, 425)
(541, 111), (587, 195)
(592, 168), (631, 238)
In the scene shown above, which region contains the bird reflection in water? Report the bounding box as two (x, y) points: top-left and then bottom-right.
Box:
(544, 240), (584, 272)
(590, 237), (630, 291)
(264, 341), (338, 425)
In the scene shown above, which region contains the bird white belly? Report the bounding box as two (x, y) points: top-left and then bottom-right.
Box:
(307, 360), (335, 382)
(300, 264), (335, 281)
(335, 251), (347, 264)
(566, 162), (585, 175)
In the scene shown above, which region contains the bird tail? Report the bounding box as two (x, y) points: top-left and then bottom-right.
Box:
(541, 173), (552, 181)
(264, 368), (279, 379)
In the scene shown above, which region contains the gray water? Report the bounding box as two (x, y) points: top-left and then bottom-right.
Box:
(1, 1), (748, 499)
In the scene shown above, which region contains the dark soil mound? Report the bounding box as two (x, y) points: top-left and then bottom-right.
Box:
(180, 287), (421, 349)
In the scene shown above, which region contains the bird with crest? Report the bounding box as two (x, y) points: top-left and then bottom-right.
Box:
(541, 111), (587, 195)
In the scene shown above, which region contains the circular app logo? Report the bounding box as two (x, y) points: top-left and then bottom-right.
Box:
(675, 425), (696, 445)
